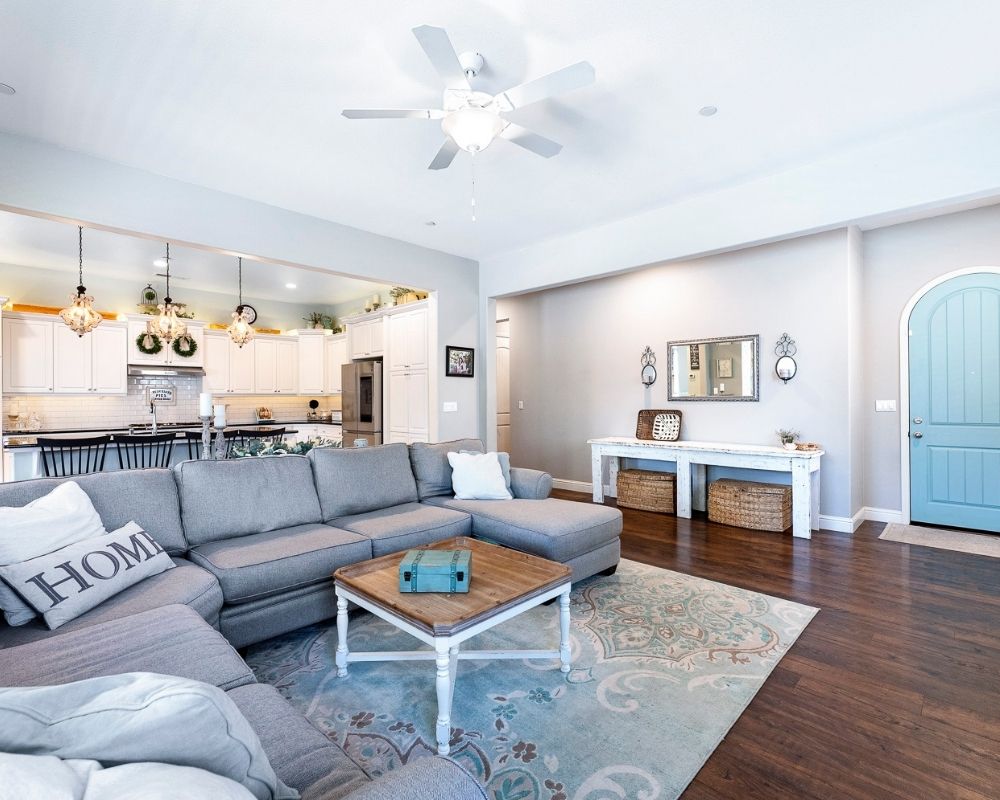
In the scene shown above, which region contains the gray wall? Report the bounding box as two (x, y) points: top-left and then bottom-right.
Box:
(498, 229), (855, 519)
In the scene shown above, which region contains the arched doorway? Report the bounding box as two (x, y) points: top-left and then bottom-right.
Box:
(902, 270), (1000, 532)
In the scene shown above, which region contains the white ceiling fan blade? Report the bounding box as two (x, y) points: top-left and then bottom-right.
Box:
(428, 138), (461, 170)
(495, 61), (595, 111)
(342, 109), (446, 119)
(500, 123), (563, 158)
(412, 25), (471, 90)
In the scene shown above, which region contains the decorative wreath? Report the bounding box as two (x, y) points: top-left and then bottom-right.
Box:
(172, 335), (198, 358)
(135, 332), (163, 355)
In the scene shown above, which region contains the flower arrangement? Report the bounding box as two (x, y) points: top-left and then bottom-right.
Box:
(777, 429), (799, 449)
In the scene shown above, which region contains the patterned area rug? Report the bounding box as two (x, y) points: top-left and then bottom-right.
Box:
(246, 560), (817, 800)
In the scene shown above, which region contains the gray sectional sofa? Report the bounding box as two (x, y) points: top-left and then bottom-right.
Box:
(0, 439), (622, 800)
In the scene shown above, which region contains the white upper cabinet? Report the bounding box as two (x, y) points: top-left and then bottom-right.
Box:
(348, 318), (384, 359)
(91, 325), (128, 394)
(297, 333), (326, 395)
(254, 336), (298, 394)
(53, 324), (93, 393)
(276, 339), (298, 394)
(388, 307), (428, 372)
(204, 331), (256, 394)
(126, 316), (205, 367)
(324, 335), (348, 394)
(229, 339), (256, 394)
(3, 316), (54, 393)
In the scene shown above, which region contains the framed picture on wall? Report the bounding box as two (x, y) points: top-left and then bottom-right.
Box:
(689, 346), (701, 370)
(717, 358), (733, 378)
(446, 346), (475, 377)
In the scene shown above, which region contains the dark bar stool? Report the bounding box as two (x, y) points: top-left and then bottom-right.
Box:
(113, 433), (176, 470)
(37, 435), (111, 477)
(236, 427), (286, 443)
(183, 430), (208, 461)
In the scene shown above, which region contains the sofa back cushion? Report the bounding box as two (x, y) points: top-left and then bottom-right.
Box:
(174, 456), (322, 546)
(0, 470), (188, 556)
(408, 439), (485, 499)
(309, 443), (418, 520)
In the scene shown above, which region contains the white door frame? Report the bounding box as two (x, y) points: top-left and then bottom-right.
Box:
(898, 267), (1000, 524)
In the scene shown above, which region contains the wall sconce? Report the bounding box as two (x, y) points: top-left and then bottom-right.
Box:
(640, 346), (657, 386)
(775, 333), (798, 383)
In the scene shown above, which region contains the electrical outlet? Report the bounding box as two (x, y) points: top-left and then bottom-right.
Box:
(875, 399), (897, 412)
(518, 400), (524, 410)
(442, 401), (458, 413)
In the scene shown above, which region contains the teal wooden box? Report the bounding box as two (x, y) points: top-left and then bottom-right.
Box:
(399, 549), (472, 593)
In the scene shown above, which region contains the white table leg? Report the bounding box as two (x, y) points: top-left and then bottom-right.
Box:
(791, 460), (812, 539)
(810, 464), (821, 531)
(448, 644), (459, 710)
(692, 463), (707, 512)
(591, 449), (604, 503)
(608, 455), (619, 498)
(559, 587), (572, 673)
(335, 594), (349, 677)
(435, 641), (452, 755)
(675, 455), (692, 518)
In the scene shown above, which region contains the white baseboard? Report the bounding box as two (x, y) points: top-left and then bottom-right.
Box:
(552, 478), (595, 494)
(818, 508), (866, 533)
(862, 506), (905, 524)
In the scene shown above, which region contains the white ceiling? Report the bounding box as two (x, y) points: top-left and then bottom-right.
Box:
(1, 1), (1000, 261)
(0, 210), (391, 305)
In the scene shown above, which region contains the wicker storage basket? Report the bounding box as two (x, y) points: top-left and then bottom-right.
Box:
(707, 479), (791, 532)
(635, 409), (682, 441)
(616, 469), (676, 514)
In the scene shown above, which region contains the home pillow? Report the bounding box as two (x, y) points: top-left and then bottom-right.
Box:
(0, 480), (106, 564)
(0, 522), (174, 630)
(447, 451), (514, 500)
(0, 673), (299, 800)
(461, 449), (512, 491)
(0, 753), (259, 800)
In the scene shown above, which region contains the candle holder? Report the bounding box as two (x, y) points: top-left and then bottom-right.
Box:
(214, 427), (228, 460)
(199, 415), (213, 460)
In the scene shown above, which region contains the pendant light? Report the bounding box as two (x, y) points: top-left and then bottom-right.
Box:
(226, 256), (255, 347)
(59, 226), (103, 337)
(146, 242), (187, 343)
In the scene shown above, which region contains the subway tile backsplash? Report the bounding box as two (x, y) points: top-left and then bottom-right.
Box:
(2, 375), (341, 432)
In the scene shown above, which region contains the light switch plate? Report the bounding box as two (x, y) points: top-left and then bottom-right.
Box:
(518, 400), (524, 410)
(875, 399), (897, 412)
(442, 401), (458, 413)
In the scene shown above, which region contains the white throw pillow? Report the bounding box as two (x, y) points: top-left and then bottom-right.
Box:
(0, 673), (299, 800)
(0, 753), (259, 800)
(0, 522), (174, 630)
(0, 481), (108, 626)
(460, 449), (512, 492)
(448, 451), (513, 500)
(0, 481), (106, 565)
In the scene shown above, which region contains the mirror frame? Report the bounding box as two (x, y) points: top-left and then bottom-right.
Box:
(667, 334), (760, 402)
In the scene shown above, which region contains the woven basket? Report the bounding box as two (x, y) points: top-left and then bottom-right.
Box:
(616, 469), (676, 514)
(707, 479), (791, 532)
(635, 409), (682, 441)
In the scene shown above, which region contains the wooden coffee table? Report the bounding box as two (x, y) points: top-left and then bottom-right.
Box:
(333, 536), (572, 755)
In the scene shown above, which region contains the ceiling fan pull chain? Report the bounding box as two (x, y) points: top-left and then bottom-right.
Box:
(471, 150), (477, 222)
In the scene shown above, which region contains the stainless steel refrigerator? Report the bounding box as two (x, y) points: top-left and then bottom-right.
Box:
(342, 360), (383, 446)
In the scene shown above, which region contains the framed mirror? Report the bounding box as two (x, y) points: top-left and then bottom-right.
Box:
(667, 335), (760, 401)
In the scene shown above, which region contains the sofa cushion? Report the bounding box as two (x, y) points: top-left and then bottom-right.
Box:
(187, 524), (371, 605)
(175, 456), (323, 546)
(228, 683), (369, 800)
(0, 557), (223, 648)
(408, 439), (484, 500)
(0, 470), (188, 555)
(0, 605), (254, 691)
(332, 503), (472, 557)
(422, 497), (622, 563)
(309, 444), (418, 520)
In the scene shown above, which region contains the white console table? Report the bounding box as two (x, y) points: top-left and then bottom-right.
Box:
(588, 437), (824, 539)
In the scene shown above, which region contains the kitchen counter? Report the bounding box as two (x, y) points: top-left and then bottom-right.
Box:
(3, 426), (305, 449)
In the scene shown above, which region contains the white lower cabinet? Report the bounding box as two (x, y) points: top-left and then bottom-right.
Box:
(387, 369), (429, 444)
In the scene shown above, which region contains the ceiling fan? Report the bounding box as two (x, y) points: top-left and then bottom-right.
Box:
(343, 25), (595, 170)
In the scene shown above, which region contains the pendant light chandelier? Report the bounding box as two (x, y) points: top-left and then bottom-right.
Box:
(59, 226), (103, 337)
(146, 242), (187, 343)
(226, 256), (255, 347)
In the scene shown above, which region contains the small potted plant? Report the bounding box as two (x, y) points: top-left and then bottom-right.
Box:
(777, 429), (799, 450)
(302, 312), (326, 330)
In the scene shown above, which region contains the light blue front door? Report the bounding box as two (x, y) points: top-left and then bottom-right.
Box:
(909, 273), (1000, 531)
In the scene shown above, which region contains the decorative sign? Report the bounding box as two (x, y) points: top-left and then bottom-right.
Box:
(147, 387), (175, 404)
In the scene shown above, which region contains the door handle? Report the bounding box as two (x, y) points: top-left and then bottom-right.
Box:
(913, 431), (923, 439)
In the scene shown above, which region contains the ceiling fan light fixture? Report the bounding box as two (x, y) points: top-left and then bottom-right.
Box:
(441, 106), (504, 152)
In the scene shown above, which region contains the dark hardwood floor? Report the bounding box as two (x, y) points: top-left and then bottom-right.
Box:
(553, 489), (1000, 800)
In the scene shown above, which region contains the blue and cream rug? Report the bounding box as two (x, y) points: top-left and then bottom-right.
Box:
(246, 560), (817, 799)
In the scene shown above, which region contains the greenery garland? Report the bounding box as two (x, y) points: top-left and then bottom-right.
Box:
(172, 335), (198, 359)
(135, 332), (163, 355)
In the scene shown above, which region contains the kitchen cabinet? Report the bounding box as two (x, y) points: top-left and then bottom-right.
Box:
(289, 424), (343, 445)
(324, 335), (348, 393)
(53, 322), (127, 394)
(348, 317), (384, 359)
(387, 307), (428, 372)
(387, 369), (429, 444)
(254, 337), (298, 394)
(297, 333), (326, 395)
(204, 331), (256, 395)
(126, 317), (205, 368)
(3, 315), (54, 394)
